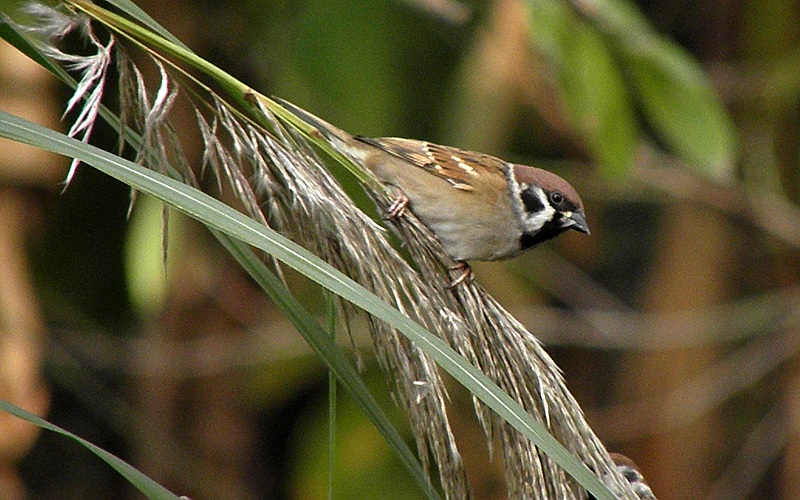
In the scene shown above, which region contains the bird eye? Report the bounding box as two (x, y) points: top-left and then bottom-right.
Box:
(550, 191), (564, 206)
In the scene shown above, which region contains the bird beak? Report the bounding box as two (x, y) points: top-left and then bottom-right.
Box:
(564, 211), (590, 235)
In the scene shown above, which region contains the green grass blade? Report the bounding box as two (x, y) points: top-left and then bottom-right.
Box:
(0, 23), (432, 487)
(0, 18), (431, 496)
(0, 399), (180, 500)
(0, 111), (615, 499)
(102, 0), (187, 49)
(325, 290), (338, 500)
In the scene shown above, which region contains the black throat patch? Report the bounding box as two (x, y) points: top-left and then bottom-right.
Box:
(520, 217), (567, 250)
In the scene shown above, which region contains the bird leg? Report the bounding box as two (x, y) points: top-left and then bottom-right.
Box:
(380, 187), (471, 288)
(447, 261), (473, 288)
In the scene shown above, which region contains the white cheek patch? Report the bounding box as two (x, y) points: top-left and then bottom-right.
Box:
(509, 169), (557, 235)
(523, 187), (555, 233)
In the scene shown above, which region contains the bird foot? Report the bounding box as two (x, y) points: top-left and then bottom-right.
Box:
(447, 261), (473, 288)
(385, 190), (409, 220)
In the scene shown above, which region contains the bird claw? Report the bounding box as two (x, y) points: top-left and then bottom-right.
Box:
(447, 261), (473, 288)
(385, 191), (409, 220)
(381, 188), (471, 288)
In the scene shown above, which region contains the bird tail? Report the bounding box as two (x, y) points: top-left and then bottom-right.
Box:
(272, 98), (382, 185)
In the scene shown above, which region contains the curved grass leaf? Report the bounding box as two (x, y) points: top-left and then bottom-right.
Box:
(0, 109), (616, 500)
(0, 17), (437, 499)
(0, 399), (180, 500)
(103, 0), (186, 48)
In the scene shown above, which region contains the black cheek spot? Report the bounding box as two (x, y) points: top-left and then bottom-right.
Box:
(520, 187), (544, 214)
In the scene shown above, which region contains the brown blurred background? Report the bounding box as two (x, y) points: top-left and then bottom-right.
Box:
(1, 0), (799, 499)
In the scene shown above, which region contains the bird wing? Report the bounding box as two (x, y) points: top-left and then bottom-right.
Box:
(356, 137), (507, 191)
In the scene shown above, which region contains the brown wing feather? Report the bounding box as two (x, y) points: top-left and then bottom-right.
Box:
(356, 137), (508, 191)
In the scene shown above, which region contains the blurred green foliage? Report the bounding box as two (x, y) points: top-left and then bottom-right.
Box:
(3, 0), (799, 498)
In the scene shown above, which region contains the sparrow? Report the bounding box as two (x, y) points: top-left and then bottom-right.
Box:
(590, 453), (656, 500)
(277, 99), (589, 284)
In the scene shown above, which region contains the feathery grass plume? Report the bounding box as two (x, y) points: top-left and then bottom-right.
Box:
(22, 3), (112, 187)
(25, 3), (468, 496)
(373, 186), (632, 498)
(22, 2), (641, 498)
(241, 95), (471, 495)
